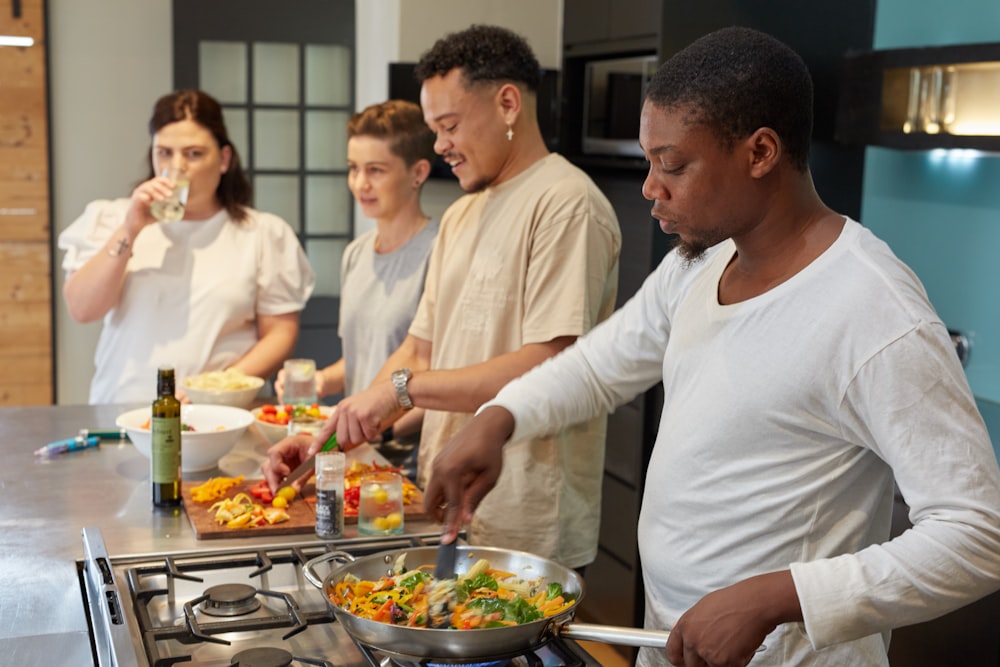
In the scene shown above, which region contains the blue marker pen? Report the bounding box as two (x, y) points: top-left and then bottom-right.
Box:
(34, 436), (100, 457)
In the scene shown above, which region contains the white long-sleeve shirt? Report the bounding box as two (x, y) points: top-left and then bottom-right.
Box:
(485, 219), (1000, 666)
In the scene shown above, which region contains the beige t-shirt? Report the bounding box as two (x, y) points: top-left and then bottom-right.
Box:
(410, 153), (622, 567)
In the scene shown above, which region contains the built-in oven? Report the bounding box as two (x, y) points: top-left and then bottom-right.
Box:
(582, 54), (658, 158)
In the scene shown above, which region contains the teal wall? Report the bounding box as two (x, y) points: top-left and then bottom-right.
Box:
(862, 0), (1000, 459)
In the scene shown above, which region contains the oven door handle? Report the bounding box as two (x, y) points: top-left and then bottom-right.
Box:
(81, 526), (142, 667)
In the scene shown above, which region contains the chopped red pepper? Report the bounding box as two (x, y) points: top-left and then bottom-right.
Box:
(248, 479), (273, 503)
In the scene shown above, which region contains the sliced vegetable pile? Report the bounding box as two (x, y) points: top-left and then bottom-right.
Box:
(189, 475), (244, 502)
(328, 555), (576, 629)
(256, 403), (323, 427)
(189, 476), (299, 529)
(208, 492), (291, 529)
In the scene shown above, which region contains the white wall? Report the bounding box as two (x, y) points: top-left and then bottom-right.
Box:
(49, 0), (173, 405)
(49, 0), (562, 404)
(356, 0), (563, 233)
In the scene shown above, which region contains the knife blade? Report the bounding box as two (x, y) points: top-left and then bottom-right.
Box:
(281, 433), (339, 488)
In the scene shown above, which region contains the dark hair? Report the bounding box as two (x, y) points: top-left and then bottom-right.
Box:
(347, 100), (436, 167)
(145, 90), (252, 221)
(646, 26), (814, 172)
(413, 24), (541, 92)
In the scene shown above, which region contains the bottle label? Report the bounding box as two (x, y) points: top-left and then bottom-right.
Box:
(315, 488), (343, 539)
(151, 417), (181, 483)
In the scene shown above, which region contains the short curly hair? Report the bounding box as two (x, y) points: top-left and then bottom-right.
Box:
(414, 24), (540, 92)
(646, 26), (813, 172)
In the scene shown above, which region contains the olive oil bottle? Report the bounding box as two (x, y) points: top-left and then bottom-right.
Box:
(151, 367), (182, 507)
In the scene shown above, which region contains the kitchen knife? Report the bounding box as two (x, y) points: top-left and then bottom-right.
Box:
(281, 433), (339, 488)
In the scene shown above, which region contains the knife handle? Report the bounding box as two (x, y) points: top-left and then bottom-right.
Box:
(319, 432), (339, 452)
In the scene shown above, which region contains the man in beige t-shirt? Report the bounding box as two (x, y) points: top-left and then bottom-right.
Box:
(263, 25), (621, 568)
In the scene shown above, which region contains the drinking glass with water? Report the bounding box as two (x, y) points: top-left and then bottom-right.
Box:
(150, 165), (190, 222)
(282, 358), (317, 406)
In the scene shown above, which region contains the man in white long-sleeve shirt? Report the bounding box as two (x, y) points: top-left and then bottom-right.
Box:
(424, 26), (1000, 667)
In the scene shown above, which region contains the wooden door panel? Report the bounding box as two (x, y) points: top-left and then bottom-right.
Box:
(0, 0), (52, 405)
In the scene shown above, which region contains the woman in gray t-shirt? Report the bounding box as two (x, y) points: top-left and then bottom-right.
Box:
(277, 100), (438, 469)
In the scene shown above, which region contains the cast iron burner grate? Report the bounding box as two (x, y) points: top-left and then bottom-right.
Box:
(126, 546), (340, 665)
(229, 646), (336, 667)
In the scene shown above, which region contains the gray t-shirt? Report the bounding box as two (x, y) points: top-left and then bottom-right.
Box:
(338, 220), (438, 396)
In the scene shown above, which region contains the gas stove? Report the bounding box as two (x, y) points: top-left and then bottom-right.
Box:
(78, 527), (601, 667)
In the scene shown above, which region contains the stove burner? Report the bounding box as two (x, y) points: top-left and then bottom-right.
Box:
(230, 647), (293, 667)
(200, 583), (262, 617)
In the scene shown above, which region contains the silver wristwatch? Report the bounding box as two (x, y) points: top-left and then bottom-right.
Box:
(391, 368), (414, 410)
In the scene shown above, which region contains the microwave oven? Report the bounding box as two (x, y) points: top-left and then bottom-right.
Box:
(582, 54), (658, 158)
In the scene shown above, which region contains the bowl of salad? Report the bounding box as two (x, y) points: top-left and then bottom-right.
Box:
(116, 404), (255, 472)
(251, 403), (330, 444)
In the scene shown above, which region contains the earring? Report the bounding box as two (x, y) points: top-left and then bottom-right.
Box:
(506, 125), (514, 142)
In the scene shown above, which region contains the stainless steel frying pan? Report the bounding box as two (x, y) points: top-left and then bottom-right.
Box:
(303, 544), (673, 660)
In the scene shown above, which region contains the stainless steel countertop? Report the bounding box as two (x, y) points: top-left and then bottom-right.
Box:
(0, 403), (438, 666)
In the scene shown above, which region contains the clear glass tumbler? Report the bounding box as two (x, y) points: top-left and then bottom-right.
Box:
(357, 470), (404, 536)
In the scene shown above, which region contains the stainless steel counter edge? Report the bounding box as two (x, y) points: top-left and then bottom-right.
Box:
(0, 403), (439, 666)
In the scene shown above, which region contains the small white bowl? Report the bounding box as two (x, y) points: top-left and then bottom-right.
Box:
(181, 373), (265, 409)
(117, 404), (254, 472)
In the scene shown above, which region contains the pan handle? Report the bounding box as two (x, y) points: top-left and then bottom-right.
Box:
(557, 622), (767, 654)
(557, 622), (671, 648)
(303, 550), (356, 589)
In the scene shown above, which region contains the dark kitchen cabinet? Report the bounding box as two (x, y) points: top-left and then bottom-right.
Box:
(564, 0), (661, 56)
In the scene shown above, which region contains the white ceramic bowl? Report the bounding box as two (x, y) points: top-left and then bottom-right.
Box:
(116, 404), (255, 472)
(180, 373), (265, 409)
(251, 405), (332, 444)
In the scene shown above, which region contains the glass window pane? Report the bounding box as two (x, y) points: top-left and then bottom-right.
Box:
(199, 41), (247, 104)
(222, 108), (249, 162)
(305, 175), (351, 234)
(253, 42), (300, 105)
(254, 175), (301, 232)
(305, 110), (348, 170)
(253, 110), (300, 170)
(305, 44), (351, 106)
(306, 239), (348, 297)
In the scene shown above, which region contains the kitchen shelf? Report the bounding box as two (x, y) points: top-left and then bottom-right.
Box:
(836, 40), (1000, 151)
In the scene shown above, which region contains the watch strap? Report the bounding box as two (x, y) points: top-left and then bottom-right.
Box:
(391, 368), (414, 410)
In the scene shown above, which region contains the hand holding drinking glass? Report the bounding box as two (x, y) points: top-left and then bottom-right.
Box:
(150, 165), (190, 222)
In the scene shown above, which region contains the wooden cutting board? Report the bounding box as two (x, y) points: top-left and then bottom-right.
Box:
(181, 475), (427, 539)
(182, 478), (317, 539)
